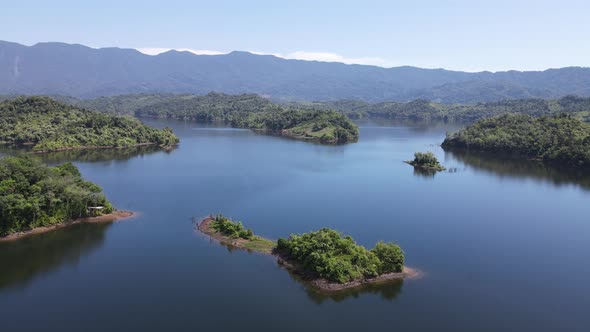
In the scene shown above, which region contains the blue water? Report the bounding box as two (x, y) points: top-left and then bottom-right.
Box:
(1, 119), (589, 331)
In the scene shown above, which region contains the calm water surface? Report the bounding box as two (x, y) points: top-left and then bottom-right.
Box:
(1, 119), (589, 331)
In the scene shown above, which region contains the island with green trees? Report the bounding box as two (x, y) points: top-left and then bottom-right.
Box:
(68, 93), (359, 144)
(0, 96), (179, 152)
(198, 215), (415, 291)
(0, 156), (132, 240)
(405, 152), (446, 171)
(301, 95), (590, 123)
(442, 113), (590, 169)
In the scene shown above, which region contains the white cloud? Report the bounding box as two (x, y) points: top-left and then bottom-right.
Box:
(280, 51), (396, 67)
(137, 48), (225, 56)
(136, 47), (405, 68)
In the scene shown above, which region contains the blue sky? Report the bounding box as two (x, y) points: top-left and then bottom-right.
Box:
(1, 0), (589, 72)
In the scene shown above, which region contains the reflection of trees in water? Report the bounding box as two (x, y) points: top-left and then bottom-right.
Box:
(292, 271), (404, 304)
(306, 280), (403, 304)
(446, 149), (590, 190)
(413, 166), (437, 178)
(0, 222), (112, 291)
(39, 145), (175, 164)
(357, 118), (464, 134)
(0, 145), (175, 164)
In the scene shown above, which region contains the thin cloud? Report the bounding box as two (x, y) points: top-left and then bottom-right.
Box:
(137, 48), (225, 56)
(282, 51), (396, 67)
(136, 47), (405, 68)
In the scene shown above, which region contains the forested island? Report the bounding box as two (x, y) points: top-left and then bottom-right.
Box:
(405, 152), (445, 171)
(198, 215), (413, 291)
(0, 97), (179, 152)
(300, 95), (590, 123)
(0, 156), (131, 239)
(442, 113), (590, 169)
(82, 93), (358, 144)
(65, 92), (590, 126)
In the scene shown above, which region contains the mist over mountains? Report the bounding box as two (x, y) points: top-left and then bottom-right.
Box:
(2, 40), (590, 103)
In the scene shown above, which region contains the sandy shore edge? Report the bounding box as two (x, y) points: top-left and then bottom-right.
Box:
(0, 210), (136, 242)
(197, 216), (419, 292)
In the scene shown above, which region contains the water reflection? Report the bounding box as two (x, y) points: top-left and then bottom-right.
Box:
(304, 279), (404, 304)
(0, 223), (112, 291)
(412, 166), (437, 178)
(0, 145), (175, 164)
(447, 149), (590, 190)
(283, 267), (404, 304)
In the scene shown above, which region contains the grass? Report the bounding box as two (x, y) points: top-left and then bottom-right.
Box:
(241, 236), (276, 254)
(285, 121), (338, 142)
(203, 216), (276, 254)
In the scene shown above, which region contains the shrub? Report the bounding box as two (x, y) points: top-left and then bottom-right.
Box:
(276, 228), (404, 283)
(371, 241), (405, 273)
(211, 215), (254, 240)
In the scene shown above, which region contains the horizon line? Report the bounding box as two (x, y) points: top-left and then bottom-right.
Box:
(2, 39), (590, 74)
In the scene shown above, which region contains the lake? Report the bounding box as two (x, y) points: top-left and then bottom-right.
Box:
(1, 119), (589, 331)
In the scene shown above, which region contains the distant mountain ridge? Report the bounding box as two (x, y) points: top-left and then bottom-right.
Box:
(1, 40), (590, 103)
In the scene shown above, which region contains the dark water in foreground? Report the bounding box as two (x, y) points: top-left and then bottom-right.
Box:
(1, 119), (590, 331)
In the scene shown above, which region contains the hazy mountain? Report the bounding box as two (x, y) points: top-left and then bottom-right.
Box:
(2, 40), (590, 103)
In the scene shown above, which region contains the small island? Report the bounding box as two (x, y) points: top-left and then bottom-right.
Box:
(198, 215), (416, 291)
(442, 113), (590, 169)
(0, 96), (179, 153)
(0, 156), (134, 241)
(405, 152), (446, 171)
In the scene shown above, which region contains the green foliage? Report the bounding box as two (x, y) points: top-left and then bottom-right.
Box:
(371, 241), (405, 274)
(410, 152), (445, 170)
(442, 113), (590, 168)
(210, 215), (254, 240)
(76, 93), (359, 144)
(0, 96), (179, 152)
(276, 228), (404, 284)
(302, 95), (590, 123)
(76, 93), (590, 125)
(0, 156), (113, 235)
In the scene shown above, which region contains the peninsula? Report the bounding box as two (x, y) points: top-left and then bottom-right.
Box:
(0, 96), (179, 152)
(442, 113), (590, 169)
(0, 156), (133, 240)
(198, 215), (416, 291)
(75, 93), (360, 145)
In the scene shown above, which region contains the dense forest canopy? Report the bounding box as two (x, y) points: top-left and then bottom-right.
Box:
(8, 93), (590, 146)
(60, 93), (590, 125)
(300, 95), (590, 123)
(277, 228), (404, 284)
(0, 156), (113, 235)
(0, 97), (179, 152)
(75, 93), (359, 144)
(442, 113), (590, 169)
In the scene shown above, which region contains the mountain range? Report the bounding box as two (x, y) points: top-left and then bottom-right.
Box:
(2, 40), (590, 103)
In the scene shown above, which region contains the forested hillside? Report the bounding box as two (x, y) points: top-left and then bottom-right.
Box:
(0, 97), (179, 152)
(442, 113), (590, 168)
(0, 156), (113, 235)
(73, 93), (590, 124)
(77, 93), (358, 144)
(2, 40), (590, 103)
(303, 95), (590, 123)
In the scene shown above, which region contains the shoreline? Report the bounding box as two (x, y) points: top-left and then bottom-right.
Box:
(197, 216), (419, 292)
(30, 143), (176, 154)
(0, 210), (136, 242)
(404, 160), (446, 171)
(1, 142), (176, 154)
